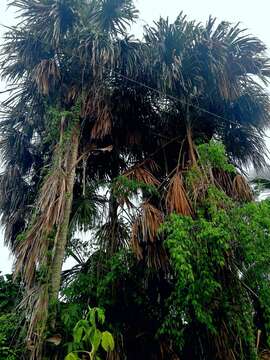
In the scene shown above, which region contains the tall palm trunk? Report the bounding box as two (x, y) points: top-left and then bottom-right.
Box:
(50, 124), (80, 327)
(185, 101), (197, 166)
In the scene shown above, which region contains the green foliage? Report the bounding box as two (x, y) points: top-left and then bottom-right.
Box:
(61, 303), (83, 336)
(198, 140), (235, 173)
(0, 275), (24, 360)
(159, 197), (270, 358)
(160, 209), (229, 336)
(44, 100), (81, 151)
(0, 274), (20, 313)
(65, 307), (114, 360)
(0, 314), (22, 360)
(96, 250), (134, 305)
(62, 248), (167, 358)
(112, 175), (159, 200)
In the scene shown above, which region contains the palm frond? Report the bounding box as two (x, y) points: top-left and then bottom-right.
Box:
(15, 165), (66, 287)
(9, 0), (77, 46)
(88, 0), (138, 35)
(19, 284), (49, 360)
(139, 202), (163, 243)
(91, 105), (112, 139)
(33, 59), (60, 95)
(124, 166), (160, 186)
(166, 172), (193, 216)
(232, 174), (253, 202)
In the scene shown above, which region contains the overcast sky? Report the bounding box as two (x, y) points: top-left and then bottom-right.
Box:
(1, 0), (270, 274)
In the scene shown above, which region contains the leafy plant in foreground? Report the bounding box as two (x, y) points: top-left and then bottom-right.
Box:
(66, 307), (114, 360)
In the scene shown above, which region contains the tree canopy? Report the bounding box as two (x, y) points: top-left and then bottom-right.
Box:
(1, 1), (270, 359)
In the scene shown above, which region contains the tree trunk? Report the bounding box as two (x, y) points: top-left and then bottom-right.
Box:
(50, 124), (80, 327)
(186, 101), (197, 166)
(109, 155), (120, 255)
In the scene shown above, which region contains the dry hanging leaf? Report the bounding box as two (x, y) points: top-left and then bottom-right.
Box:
(232, 174), (253, 202)
(140, 202), (163, 243)
(213, 169), (234, 197)
(147, 243), (169, 272)
(166, 173), (193, 216)
(91, 106), (112, 139)
(15, 166), (67, 287)
(33, 59), (60, 95)
(125, 166), (160, 186)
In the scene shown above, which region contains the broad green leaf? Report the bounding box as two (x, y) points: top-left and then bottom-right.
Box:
(101, 331), (115, 352)
(83, 326), (94, 342)
(88, 308), (96, 326)
(73, 324), (84, 344)
(67, 341), (74, 353)
(91, 328), (102, 353)
(74, 319), (89, 330)
(96, 308), (105, 325)
(73, 320), (88, 343)
(65, 352), (79, 360)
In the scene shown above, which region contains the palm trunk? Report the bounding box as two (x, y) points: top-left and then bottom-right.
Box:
(186, 101), (197, 166)
(50, 125), (80, 327)
(109, 157), (120, 255)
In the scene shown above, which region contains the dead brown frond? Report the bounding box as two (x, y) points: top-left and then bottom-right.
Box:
(140, 202), (163, 243)
(131, 202), (163, 250)
(146, 242), (169, 272)
(91, 105), (112, 139)
(186, 120), (197, 166)
(213, 169), (234, 197)
(65, 84), (80, 105)
(216, 69), (239, 101)
(21, 284), (49, 360)
(15, 164), (67, 287)
(166, 172), (193, 216)
(106, 331), (125, 360)
(83, 87), (113, 139)
(33, 59), (60, 95)
(96, 220), (129, 254)
(131, 211), (168, 271)
(159, 339), (181, 360)
(14, 123), (77, 287)
(232, 174), (253, 202)
(82, 92), (93, 117)
(125, 166), (160, 186)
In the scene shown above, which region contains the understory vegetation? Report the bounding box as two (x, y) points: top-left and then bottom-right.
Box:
(1, 0), (270, 359)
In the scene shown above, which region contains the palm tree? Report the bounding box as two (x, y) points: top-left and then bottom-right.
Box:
(1, 3), (270, 359)
(143, 14), (270, 167)
(135, 14), (270, 359)
(1, 0), (140, 357)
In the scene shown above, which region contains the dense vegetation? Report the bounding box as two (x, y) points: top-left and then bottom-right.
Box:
(1, 0), (270, 359)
